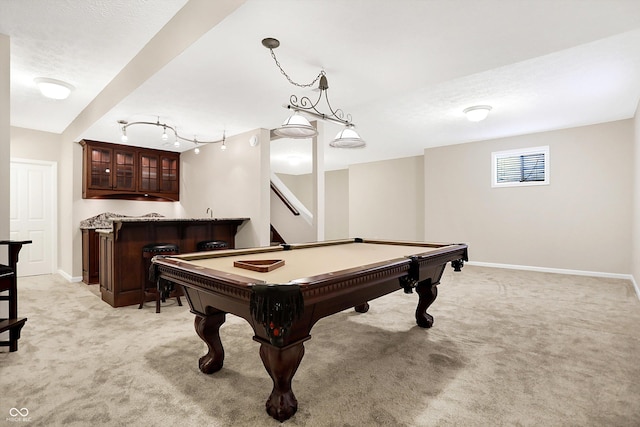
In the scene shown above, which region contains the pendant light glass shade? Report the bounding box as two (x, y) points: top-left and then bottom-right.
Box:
(273, 111), (318, 138)
(330, 125), (365, 148)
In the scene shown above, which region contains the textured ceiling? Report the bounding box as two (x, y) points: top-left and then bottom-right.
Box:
(2, 0), (640, 174)
(2, 0), (189, 132)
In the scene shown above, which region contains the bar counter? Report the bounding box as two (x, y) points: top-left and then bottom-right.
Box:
(97, 217), (248, 307)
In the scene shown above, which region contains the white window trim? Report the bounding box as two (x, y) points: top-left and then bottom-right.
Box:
(491, 146), (550, 188)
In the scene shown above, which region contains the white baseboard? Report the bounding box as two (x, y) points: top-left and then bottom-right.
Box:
(57, 269), (83, 283)
(466, 261), (639, 300)
(631, 275), (640, 301)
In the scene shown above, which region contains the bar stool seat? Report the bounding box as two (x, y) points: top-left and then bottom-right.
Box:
(196, 240), (228, 251)
(145, 243), (179, 254)
(139, 243), (181, 313)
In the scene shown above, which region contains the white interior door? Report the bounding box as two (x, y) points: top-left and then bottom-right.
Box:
(9, 159), (56, 276)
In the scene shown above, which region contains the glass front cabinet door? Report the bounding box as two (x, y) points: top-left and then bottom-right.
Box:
(114, 149), (136, 191)
(88, 145), (112, 190)
(139, 153), (159, 193)
(160, 155), (179, 194)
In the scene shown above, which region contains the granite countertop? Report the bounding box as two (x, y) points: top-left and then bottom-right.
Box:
(112, 217), (248, 223)
(82, 212), (248, 231)
(80, 212), (164, 230)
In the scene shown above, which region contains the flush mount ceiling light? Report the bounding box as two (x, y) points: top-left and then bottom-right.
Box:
(117, 117), (226, 154)
(463, 105), (492, 122)
(262, 37), (365, 148)
(34, 77), (74, 100)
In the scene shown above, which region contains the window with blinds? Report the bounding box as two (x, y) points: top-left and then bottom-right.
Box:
(492, 146), (549, 187)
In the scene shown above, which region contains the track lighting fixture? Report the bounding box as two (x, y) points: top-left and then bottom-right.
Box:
(220, 131), (227, 151)
(117, 117), (226, 153)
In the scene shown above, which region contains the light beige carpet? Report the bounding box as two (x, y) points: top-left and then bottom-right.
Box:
(1, 266), (639, 426)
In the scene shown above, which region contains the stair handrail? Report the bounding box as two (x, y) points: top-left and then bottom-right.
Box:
(270, 181), (299, 216)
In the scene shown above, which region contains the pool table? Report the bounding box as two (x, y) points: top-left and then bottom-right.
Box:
(151, 238), (468, 422)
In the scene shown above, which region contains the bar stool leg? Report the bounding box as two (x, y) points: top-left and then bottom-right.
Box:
(156, 282), (161, 313)
(138, 280), (145, 309)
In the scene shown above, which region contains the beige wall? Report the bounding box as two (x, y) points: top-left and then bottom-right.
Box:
(276, 169), (350, 241)
(349, 156), (424, 241)
(180, 129), (271, 248)
(10, 127), (63, 162)
(425, 120), (633, 274)
(277, 173), (313, 210)
(325, 169), (349, 240)
(632, 100), (640, 287)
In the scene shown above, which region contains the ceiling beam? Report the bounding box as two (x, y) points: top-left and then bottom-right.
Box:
(62, 0), (246, 142)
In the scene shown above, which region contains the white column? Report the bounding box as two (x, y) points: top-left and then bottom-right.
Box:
(0, 34), (10, 245)
(311, 121), (325, 241)
(258, 128), (272, 247)
(0, 33), (9, 331)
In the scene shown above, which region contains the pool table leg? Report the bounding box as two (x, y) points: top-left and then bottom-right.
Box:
(195, 311), (226, 374)
(415, 279), (437, 328)
(259, 341), (305, 422)
(354, 302), (370, 313)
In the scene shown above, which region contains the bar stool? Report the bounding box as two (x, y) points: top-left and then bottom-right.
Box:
(139, 243), (181, 313)
(196, 240), (229, 251)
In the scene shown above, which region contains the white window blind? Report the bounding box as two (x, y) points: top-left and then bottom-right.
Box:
(492, 146), (549, 188)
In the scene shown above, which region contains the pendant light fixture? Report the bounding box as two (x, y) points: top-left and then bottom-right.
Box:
(263, 37), (365, 148)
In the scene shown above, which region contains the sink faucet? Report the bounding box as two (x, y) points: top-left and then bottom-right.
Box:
(206, 207), (213, 218)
